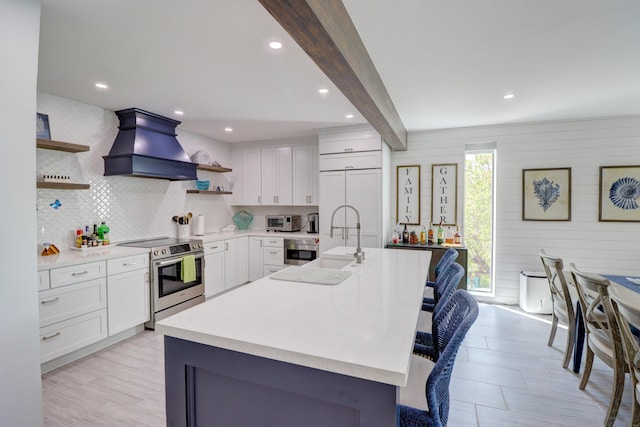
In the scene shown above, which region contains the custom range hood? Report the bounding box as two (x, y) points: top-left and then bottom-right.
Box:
(103, 108), (197, 181)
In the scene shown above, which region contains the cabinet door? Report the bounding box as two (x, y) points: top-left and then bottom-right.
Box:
(261, 148), (277, 205)
(262, 146), (292, 205)
(107, 268), (149, 336)
(346, 169), (382, 248)
(319, 170), (347, 252)
(293, 144), (319, 205)
(204, 251), (225, 298)
(242, 149), (262, 205)
(224, 238), (238, 288)
(236, 237), (248, 285)
(249, 237), (264, 281)
(39, 278), (107, 328)
(276, 146), (292, 205)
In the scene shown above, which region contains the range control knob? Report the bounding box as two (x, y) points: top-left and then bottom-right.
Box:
(153, 250), (158, 256)
(162, 249), (167, 254)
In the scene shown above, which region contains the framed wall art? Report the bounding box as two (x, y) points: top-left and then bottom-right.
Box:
(431, 163), (457, 226)
(522, 167), (571, 221)
(396, 165), (420, 225)
(36, 113), (51, 139)
(599, 165), (640, 222)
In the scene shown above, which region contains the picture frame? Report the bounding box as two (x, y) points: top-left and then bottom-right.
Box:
(522, 167), (571, 221)
(396, 165), (420, 225)
(599, 165), (640, 222)
(36, 113), (51, 139)
(431, 163), (457, 226)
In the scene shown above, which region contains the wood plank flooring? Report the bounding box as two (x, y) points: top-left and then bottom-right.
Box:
(42, 303), (634, 426)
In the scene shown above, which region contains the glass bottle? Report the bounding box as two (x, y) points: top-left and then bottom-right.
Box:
(437, 221), (444, 245)
(454, 226), (462, 245)
(419, 226), (426, 244)
(98, 222), (110, 245)
(427, 223), (434, 244)
(402, 224), (409, 244)
(445, 226), (454, 244)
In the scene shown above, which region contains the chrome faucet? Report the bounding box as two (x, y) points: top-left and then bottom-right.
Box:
(329, 204), (364, 263)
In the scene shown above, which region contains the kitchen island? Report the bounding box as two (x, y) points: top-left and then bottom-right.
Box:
(156, 246), (430, 427)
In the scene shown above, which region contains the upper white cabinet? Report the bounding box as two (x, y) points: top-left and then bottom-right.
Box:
(292, 144), (319, 205)
(242, 149), (262, 205)
(318, 125), (389, 253)
(234, 140), (317, 206)
(261, 146), (292, 205)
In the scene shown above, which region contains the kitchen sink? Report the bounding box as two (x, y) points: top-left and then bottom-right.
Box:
(305, 254), (354, 270)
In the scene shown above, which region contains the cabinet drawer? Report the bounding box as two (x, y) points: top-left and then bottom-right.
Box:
(38, 270), (50, 291)
(263, 247), (284, 265)
(39, 278), (107, 328)
(262, 237), (283, 248)
(107, 254), (149, 275)
(40, 309), (108, 364)
(50, 261), (106, 288)
(204, 241), (225, 254)
(263, 265), (285, 276)
(319, 151), (382, 171)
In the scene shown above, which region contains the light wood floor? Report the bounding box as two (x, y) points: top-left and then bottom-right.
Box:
(42, 303), (634, 426)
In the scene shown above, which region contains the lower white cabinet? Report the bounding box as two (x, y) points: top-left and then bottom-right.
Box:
(224, 237), (248, 289)
(40, 260), (108, 364)
(205, 237), (248, 297)
(106, 254), (150, 336)
(40, 309), (108, 364)
(204, 241), (225, 298)
(249, 237), (284, 280)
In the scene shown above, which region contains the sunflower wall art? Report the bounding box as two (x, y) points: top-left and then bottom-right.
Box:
(522, 168), (572, 221)
(599, 165), (640, 222)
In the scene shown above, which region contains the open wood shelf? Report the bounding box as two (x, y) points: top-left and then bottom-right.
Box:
(37, 181), (90, 190)
(196, 164), (232, 173)
(186, 190), (232, 195)
(37, 138), (90, 153)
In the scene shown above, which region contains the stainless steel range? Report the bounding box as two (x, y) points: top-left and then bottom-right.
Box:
(118, 237), (204, 329)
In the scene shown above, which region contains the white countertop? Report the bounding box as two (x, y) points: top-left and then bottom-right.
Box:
(194, 230), (318, 243)
(37, 245), (150, 270)
(156, 246), (430, 387)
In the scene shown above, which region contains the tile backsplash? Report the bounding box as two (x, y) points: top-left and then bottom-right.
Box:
(36, 92), (234, 250)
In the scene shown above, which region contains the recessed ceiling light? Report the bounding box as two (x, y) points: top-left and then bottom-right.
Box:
(94, 82), (108, 89)
(318, 88), (329, 94)
(503, 93), (515, 99)
(224, 127), (233, 132)
(269, 41), (283, 50)
(345, 114), (354, 119)
(174, 110), (184, 115)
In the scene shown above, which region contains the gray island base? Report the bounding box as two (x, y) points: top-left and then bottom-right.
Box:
(164, 336), (396, 426)
(158, 247), (430, 427)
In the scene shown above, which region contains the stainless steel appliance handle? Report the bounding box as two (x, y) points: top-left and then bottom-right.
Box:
(156, 253), (204, 267)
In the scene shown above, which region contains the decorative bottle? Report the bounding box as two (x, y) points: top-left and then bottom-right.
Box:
(427, 223), (434, 244)
(98, 221), (110, 245)
(402, 224), (409, 244)
(437, 221), (444, 245)
(454, 226), (462, 245)
(419, 226), (426, 245)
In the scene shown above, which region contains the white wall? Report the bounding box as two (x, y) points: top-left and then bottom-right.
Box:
(0, 1), (45, 425)
(36, 92), (235, 248)
(391, 115), (640, 304)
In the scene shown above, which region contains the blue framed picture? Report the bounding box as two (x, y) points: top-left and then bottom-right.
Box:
(522, 167), (571, 221)
(599, 165), (640, 222)
(36, 113), (51, 139)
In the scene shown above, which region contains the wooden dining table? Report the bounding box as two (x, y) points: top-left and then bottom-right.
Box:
(571, 274), (640, 374)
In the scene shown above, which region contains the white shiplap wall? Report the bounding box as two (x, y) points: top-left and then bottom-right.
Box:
(391, 115), (640, 305)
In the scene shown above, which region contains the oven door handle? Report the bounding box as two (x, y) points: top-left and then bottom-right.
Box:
(155, 253), (204, 267)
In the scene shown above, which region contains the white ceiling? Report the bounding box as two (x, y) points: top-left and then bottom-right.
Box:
(37, 0), (640, 145)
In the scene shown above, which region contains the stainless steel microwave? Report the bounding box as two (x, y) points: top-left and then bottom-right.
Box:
(265, 215), (301, 232)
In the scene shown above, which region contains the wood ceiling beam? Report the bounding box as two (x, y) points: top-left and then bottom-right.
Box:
(258, 0), (407, 151)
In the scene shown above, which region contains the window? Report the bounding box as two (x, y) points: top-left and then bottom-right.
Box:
(464, 146), (495, 292)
